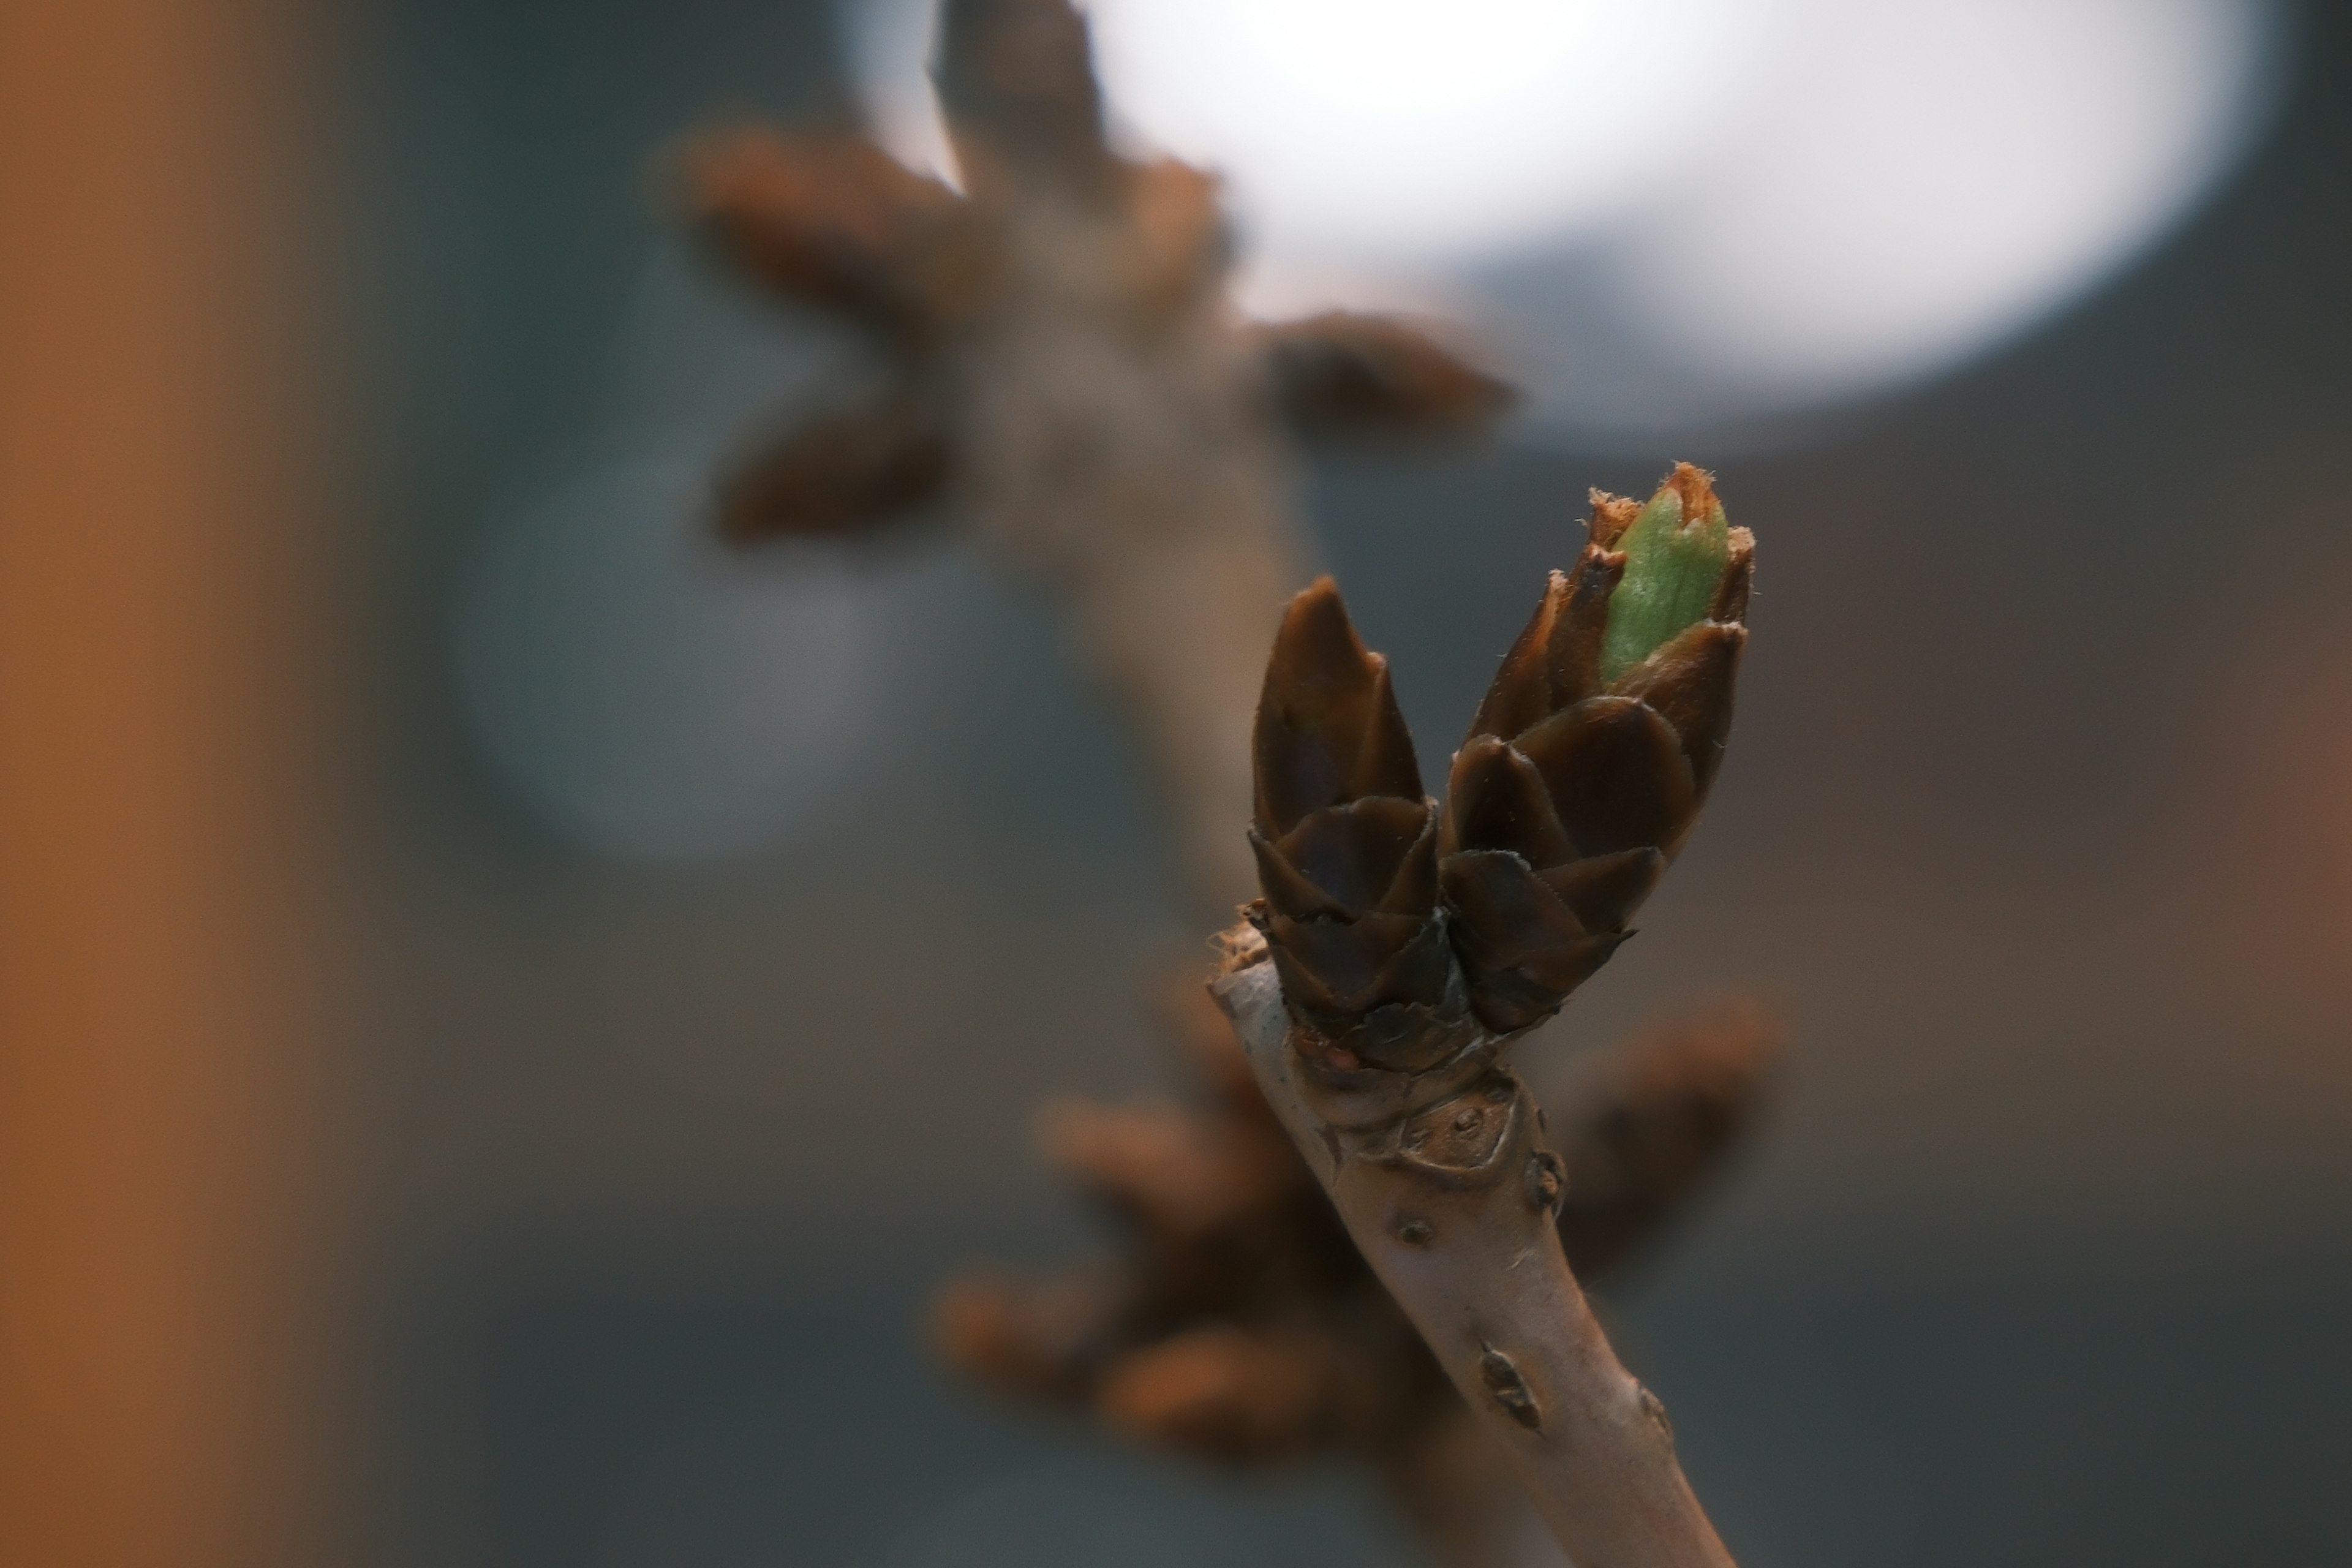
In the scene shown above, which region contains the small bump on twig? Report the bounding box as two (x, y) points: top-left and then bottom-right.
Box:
(1477, 1344), (1544, 1431)
(1524, 1150), (1565, 1213)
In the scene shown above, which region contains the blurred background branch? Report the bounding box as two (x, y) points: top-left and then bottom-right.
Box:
(679, 0), (1510, 916)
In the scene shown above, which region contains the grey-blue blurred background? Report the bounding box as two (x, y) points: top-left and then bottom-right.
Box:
(344, 2), (2352, 1563)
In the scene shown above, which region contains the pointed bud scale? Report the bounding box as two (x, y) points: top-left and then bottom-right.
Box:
(1441, 465), (1753, 1033)
(1539, 847), (1666, 935)
(1511, 697), (1695, 858)
(1613, 620), (1744, 796)
(1463, 572), (1568, 745)
(1252, 579), (1422, 835)
(1442, 736), (1575, 870)
(1249, 580), (1468, 1069)
(1254, 311), (1517, 442)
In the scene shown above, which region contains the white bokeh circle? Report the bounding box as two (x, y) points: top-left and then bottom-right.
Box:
(840, 0), (2283, 434)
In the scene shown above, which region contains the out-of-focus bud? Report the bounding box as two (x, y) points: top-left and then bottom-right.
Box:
(1552, 999), (1783, 1280)
(674, 126), (991, 339)
(1095, 1323), (1338, 1462)
(1254, 312), (1517, 443)
(1249, 579), (1466, 1069)
(1440, 464), (1752, 1034)
(717, 386), (952, 541)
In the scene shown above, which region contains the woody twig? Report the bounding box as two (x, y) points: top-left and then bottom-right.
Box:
(679, 5), (1774, 1561)
(936, 986), (1779, 1568)
(1218, 467), (1754, 1566)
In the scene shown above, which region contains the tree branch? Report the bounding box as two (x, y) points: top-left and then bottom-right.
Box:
(1213, 935), (1736, 1568)
(934, 986), (1779, 1530)
(1227, 468), (1755, 1564)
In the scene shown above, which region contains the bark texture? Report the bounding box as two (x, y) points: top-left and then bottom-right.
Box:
(1215, 944), (1736, 1568)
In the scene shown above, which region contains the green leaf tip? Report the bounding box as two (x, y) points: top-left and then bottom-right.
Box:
(1597, 463), (1733, 684)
